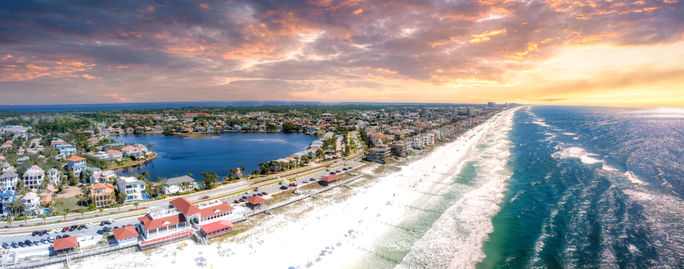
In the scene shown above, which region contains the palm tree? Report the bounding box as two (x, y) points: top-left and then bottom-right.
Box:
(41, 215), (47, 224)
(134, 202), (139, 210)
(62, 209), (68, 221)
(99, 208), (104, 216)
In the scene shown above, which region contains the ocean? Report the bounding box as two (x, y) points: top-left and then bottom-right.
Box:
(67, 106), (683, 268)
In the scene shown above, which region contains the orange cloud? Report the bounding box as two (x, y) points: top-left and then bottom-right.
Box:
(469, 29), (507, 43)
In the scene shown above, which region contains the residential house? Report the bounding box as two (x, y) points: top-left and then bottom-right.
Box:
(67, 155), (86, 175)
(158, 176), (196, 195)
(116, 176), (146, 203)
(121, 145), (143, 159)
(22, 165), (44, 190)
(90, 183), (116, 208)
(106, 149), (123, 161)
(58, 145), (77, 155)
(90, 170), (116, 183)
(21, 192), (40, 215)
(0, 189), (16, 216)
(47, 168), (61, 186)
(0, 171), (18, 191)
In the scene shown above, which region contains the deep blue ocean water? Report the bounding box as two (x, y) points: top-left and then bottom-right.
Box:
(479, 106), (684, 268)
(114, 132), (317, 181)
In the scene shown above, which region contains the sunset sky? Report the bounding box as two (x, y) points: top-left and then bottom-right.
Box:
(1, 0), (683, 107)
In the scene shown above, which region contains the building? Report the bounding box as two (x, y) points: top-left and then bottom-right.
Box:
(0, 171), (18, 191)
(0, 189), (16, 216)
(46, 168), (61, 186)
(197, 200), (234, 225)
(21, 192), (40, 215)
(106, 149), (123, 161)
(159, 176), (196, 195)
(90, 183), (116, 208)
(67, 155), (86, 175)
(318, 174), (341, 186)
(116, 176), (146, 203)
(390, 141), (408, 157)
(22, 165), (44, 190)
(366, 145), (391, 163)
(90, 170), (116, 183)
(137, 209), (192, 249)
(112, 226), (139, 245)
(52, 236), (78, 255)
(199, 220), (234, 239)
(245, 196), (266, 209)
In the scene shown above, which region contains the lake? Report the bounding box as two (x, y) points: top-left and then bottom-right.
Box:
(115, 132), (318, 181)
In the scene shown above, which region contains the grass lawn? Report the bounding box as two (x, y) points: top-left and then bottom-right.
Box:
(53, 196), (86, 213)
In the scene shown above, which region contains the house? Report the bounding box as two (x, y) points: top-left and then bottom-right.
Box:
(121, 145), (143, 159)
(67, 155), (86, 175)
(169, 197), (200, 224)
(322, 132), (335, 140)
(106, 149), (123, 161)
(0, 156), (6, 164)
(0, 189), (16, 216)
(90, 170), (116, 183)
(50, 139), (65, 148)
(90, 183), (116, 208)
(59, 146), (77, 155)
(0, 141), (12, 149)
(87, 137), (99, 146)
(159, 176), (196, 195)
(52, 236), (78, 255)
(112, 226), (139, 245)
(117, 176), (146, 203)
(21, 192), (40, 215)
(318, 174), (341, 186)
(47, 168), (61, 186)
(0, 171), (18, 191)
(199, 220), (234, 239)
(22, 165), (44, 190)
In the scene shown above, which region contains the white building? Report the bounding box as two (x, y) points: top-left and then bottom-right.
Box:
(117, 176), (146, 203)
(47, 168), (61, 186)
(21, 192), (40, 215)
(0, 171), (18, 191)
(22, 165), (44, 189)
(159, 175), (196, 195)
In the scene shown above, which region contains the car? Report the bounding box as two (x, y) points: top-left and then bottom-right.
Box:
(69, 226), (76, 232)
(18, 242), (25, 247)
(241, 196), (248, 200)
(330, 172), (335, 175)
(233, 200), (240, 204)
(24, 239), (32, 246)
(78, 225), (87, 230)
(238, 198), (245, 202)
(62, 227), (69, 232)
(280, 186), (288, 190)
(261, 192), (268, 195)
(256, 193), (263, 196)
(107, 218), (115, 224)
(254, 187), (259, 191)
(2, 242), (9, 249)
(11, 242), (18, 248)
(200, 195), (210, 199)
(31, 231), (39, 236)
(56, 235), (63, 239)
(310, 178), (316, 182)
(63, 234), (71, 238)
(33, 240), (39, 245)
(100, 221), (107, 226)
(97, 230), (104, 235)
(40, 238), (47, 244)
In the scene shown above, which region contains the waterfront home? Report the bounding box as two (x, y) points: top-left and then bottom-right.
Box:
(121, 145), (144, 159)
(112, 226), (139, 245)
(0, 171), (18, 191)
(0, 189), (15, 216)
(159, 175), (196, 195)
(199, 220), (234, 239)
(46, 168), (61, 186)
(107, 149), (123, 161)
(318, 174), (341, 186)
(52, 236), (78, 255)
(67, 155), (86, 175)
(90, 183), (116, 208)
(116, 176), (146, 203)
(22, 165), (44, 190)
(369, 133), (392, 146)
(90, 170), (116, 183)
(137, 208), (191, 249)
(21, 192), (40, 215)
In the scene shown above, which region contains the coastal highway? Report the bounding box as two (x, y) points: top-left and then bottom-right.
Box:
(0, 132), (366, 237)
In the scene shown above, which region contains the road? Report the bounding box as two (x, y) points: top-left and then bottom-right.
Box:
(0, 132), (366, 241)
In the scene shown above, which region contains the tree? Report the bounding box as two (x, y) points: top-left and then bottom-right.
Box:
(62, 209), (69, 220)
(282, 122), (296, 133)
(134, 202), (139, 209)
(116, 192), (125, 205)
(78, 208), (87, 218)
(200, 171), (218, 190)
(41, 215), (47, 224)
(99, 208), (104, 216)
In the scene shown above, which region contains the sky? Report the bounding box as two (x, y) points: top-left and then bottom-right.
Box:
(1, 0), (683, 107)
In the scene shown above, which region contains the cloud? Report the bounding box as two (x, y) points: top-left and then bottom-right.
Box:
(0, 0), (682, 105)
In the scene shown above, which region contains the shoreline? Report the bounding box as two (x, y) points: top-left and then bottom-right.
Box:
(66, 109), (514, 269)
(108, 152), (158, 170)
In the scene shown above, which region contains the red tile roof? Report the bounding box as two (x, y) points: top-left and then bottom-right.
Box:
(67, 155), (85, 162)
(200, 220), (233, 234)
(113, 226), (139, 241)
(199, 201), (235, 218)
(53, 237), (78, 251)
(245, 196), (266, 205)
(170, 197), (200, 215)
(320, 174), (341, 182)
(139, 213), (186, 231)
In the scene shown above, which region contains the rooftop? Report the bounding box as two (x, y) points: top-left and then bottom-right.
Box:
(53, 236), (78, 251)
(113, 226), (139, 241)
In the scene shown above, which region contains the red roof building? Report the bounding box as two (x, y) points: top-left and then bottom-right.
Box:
(138, 213), (186, 232)
(245, 196), (266, 206)
(199, 201), (234, 223)
(67, 155), (85, 162)
(53, 237), (78, 253)
(170, 197), (200, 216)
(319, 174), (341, 184)
(113, 226), (139, 243)
(200, 220), (234, 239)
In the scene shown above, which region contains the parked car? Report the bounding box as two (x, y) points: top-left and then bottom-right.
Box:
(200, 195), (210, 199)
(63, 234), (71, 238)
(55, 235), (63, 239)
(18, 242), (25, 247)
(31, 231), (39, 236)
(261, 192), (268, 195)
(24, 239), (32, 246)
(68, 226), (76, 232)
(238, 198), (245, 202)
(11, 242), (18, 248)
(233, 200), (240, 204)
(40, 238), (47, 244)
(280, 186), (289, 190)
(2, 242), (9, 249)
(310, 178), (316, 182)
(61, 227), (69, 232)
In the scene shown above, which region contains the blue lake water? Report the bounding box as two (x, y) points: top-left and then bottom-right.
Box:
(114, 133), (317, 181)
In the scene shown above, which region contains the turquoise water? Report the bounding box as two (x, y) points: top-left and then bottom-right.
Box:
(115, 132), (317, 181)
